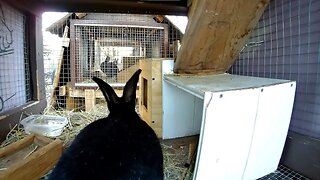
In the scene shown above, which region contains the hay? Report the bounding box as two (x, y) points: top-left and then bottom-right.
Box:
(161, 141), (195, 180)
(0, 104), (108, 148)
(42, 104), (109, 146)
(162, 143), (187, 179)
(0, 104), (194, 180)
(0, 123), (28, 148)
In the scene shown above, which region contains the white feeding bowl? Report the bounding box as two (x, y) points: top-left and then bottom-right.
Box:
(20, 115), (68, 137)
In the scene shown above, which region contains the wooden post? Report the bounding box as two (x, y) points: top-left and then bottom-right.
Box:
(85, 89), (96, 111)
(174, 0), (270, 74)
(49, 26), (69, 108)
(65, 83), (77, 111)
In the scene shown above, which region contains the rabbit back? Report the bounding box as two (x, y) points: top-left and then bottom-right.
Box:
(48, 69), (163, 180)
(48, 113), (163, 180)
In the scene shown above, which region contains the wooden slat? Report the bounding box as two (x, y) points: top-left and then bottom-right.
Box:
(139, 59), (165, 138)
(70, 88), (123, 98)
(174, 0), (270, 74)
(0, 135), (63, 180)
(117, 64), (139, 83)
(66, 83), (78, 111)
(151, 60), (163, 138)
(84, 89), (96, 111)
(49, 26), (69, 107)
(0, 135), (35, 158)
(58, 86), (67, 96)
(139, 59), (152, 127)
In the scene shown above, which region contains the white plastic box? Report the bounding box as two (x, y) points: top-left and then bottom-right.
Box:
(162, 73), (296, 180)
(21, 115), (68, 137)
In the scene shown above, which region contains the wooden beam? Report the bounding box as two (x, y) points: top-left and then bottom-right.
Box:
(3, 0), (188, 15)
(174, 0), (270, 74)
(58, 86), (67, 96)
(49, 26), (69, 108)
(0, 135), (63, 180)
(84, 89), (96, 112)
(40, 0), (188, 15)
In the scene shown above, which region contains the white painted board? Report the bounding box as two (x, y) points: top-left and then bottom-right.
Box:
(194, 89), (260, 180)
(193, 82), (296, 180)
(243, 82), (296, 179)
(162, 80), (203, 139)
(162, 73), (296, 179)
(164, 74), (291, 99)
(162, 59), (203, 139)
(161, 59), (174, 75)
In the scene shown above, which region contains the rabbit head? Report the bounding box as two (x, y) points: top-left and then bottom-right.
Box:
(92, 69), (141, 113)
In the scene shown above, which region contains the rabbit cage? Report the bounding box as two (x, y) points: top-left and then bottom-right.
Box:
(45, 13), (183, 111)
(1, 0), (319, 179)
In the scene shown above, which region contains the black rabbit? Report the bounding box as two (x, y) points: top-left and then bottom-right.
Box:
(100, 56), (119, 79)
(48, 69), (163, 180)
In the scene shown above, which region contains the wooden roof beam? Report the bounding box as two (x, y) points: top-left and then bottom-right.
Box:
(3, 0), (188, 16)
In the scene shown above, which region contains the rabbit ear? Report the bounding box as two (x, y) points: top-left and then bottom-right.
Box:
(123, 69), (142, 105)
(93, 77), (119, 109)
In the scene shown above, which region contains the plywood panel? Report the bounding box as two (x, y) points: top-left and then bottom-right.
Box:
(139, 59), (174, 138)
(139, 59), (164, 137)
(150, 60), (163, 137)
(139, 60), (152, 126)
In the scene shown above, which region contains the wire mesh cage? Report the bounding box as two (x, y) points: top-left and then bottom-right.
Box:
(73, 25), (165, 84)
(43, 13), (183, 111)
(0, 2), (32, 113)
(229, 0), (320, 139)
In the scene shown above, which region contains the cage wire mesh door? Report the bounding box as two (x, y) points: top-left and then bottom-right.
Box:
(72, 24), (165, 84)
(229, 0), (320, 140)
(44, 13), (182, 111)
(0, 2), (32, 113)
(46, 15), (173, 111)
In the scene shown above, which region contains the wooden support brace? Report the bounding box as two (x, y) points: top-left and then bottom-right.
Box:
(85, 89), (96, 112)
(49, 26), (69, 108)
(174, 0), (270, 74)
(58, 86), (67, 96)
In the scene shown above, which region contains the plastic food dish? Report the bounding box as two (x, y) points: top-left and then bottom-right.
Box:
(20, 115), (68, 137)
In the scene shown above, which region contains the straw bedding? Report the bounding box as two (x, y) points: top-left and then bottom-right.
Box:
(0, 104), (195, 180)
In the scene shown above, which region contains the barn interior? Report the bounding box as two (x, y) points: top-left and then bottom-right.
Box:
(0, 0), (319, 179)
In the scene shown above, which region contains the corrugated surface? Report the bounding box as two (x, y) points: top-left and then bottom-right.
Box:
(230, 0), (320, 139)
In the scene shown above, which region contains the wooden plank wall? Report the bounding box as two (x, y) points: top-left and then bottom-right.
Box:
(174, 0), (270, 74)
(139, 59), (164, 138)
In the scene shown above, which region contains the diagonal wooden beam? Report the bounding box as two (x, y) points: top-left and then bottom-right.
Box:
(174, 0), (270, 74)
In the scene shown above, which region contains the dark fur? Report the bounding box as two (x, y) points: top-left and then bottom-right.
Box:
(100, 61), (119, 78)
(48, 69), (163, 180)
